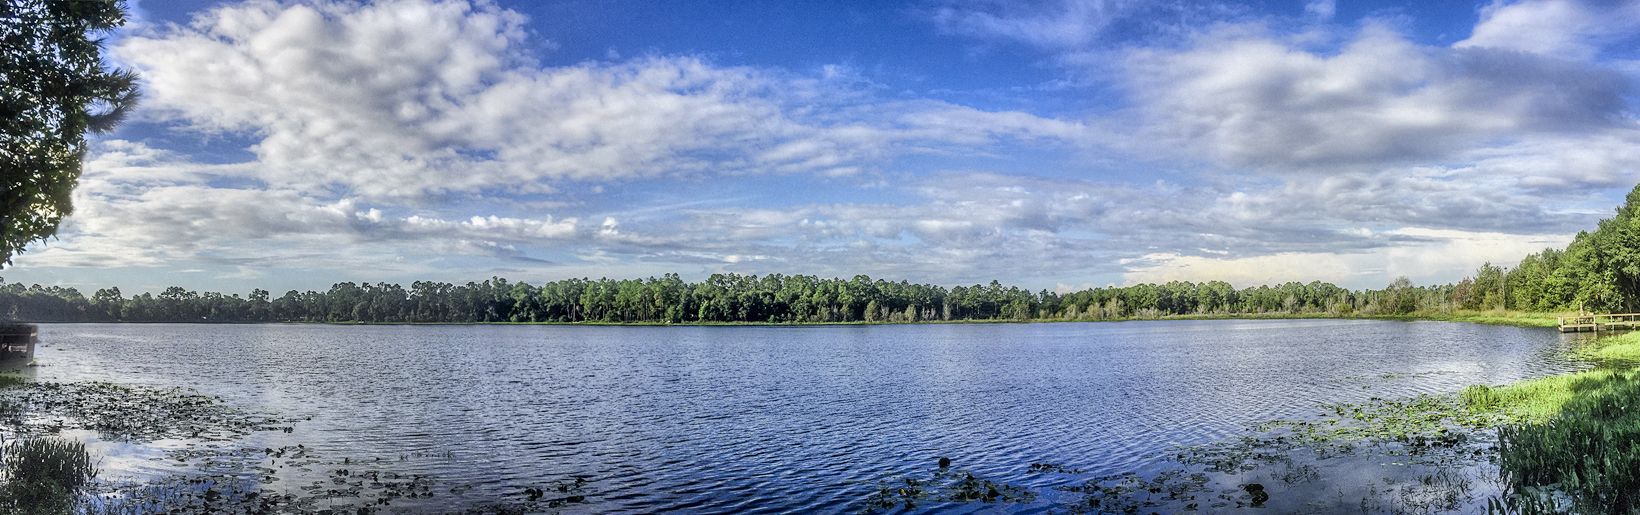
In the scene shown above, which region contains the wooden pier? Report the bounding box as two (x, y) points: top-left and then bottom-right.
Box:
(1559, 314), (1640, 333)
(0, 323), (34, 360)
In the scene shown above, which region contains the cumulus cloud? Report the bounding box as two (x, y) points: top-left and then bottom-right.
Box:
(530, 170), (1592, 288)
(12, 0), (1640, 294)
(1456, 0), (1640, 59)
(925, 0), (1247, 51)
(115, 0), (1086, 198)
(1122, 22), (1634, 171)
(15, 141), (581, 270)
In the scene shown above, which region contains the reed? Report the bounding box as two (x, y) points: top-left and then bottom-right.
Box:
(1471, 331), (1640, 513)
(1493, 372), (1640, 513)
(0, 438), (98, 513)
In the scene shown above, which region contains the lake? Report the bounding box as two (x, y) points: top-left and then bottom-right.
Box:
(26, 319), (1584, 512)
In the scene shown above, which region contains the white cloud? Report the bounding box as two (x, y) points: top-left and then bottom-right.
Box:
(928, 0), (1133, 49)
(14, 0), (1640, 295)
(14, 141), (581, 270)
(114, 0), (1087, 199)
(1456, 0), (1640, 60)
(1122, 21), (1633, 171)
(1123, 228), (1574, 288)
(1304, 0), (1336, 21)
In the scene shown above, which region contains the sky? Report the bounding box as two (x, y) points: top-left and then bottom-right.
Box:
(6, 0), (1640, 294)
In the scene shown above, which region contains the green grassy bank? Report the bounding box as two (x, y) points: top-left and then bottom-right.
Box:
(1162, 309), (1561, 327)
(1461, 332), (1640, 513)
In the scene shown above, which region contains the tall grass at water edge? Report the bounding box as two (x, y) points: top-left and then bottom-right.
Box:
(1465, 332), (1640, 514)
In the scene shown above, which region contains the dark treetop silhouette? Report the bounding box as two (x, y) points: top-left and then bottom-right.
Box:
(0, 0), (139, 266)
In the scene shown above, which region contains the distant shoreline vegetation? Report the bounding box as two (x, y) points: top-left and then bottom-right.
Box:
(8, 182), (1640, 327)
(0, 275), (1566, 327)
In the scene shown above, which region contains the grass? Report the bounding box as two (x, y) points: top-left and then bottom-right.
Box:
(1462, 370), (1629, 424)
(1492, 371), (1640, 514)
(1131, 309), (1564, 328)
(0, 377), (99, 514)
(0, 438), (98, 514)
(1575, 331), (1640, 364)
(1415, 310), (1563, 328)
(1459, 331), (1640, 514)
(1459, 333), (1640, 425)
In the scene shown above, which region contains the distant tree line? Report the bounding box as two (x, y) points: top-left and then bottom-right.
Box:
(0, 274), (1461, 324)
(8, 183), (1640, 325)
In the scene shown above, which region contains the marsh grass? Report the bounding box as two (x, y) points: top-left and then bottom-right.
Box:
(1575, 330), (1640, 365)
(1465, 331), (1640, 514)
(1487, 371), (1640, 514)
(1461, 371), (1629, 425)
(1065, 309), (1565, 328)
(0, 437), (98, 513)
(1398, 310), (1564, 328)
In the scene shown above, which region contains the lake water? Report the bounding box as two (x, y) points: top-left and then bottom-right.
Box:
(28, 319), (1585, 512)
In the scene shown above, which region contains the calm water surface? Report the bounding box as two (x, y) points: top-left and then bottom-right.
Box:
(31, 319), (1584, 512)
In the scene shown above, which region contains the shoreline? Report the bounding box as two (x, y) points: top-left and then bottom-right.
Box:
(0, 314), (1609, 512)
(12, 310), (1565, 329)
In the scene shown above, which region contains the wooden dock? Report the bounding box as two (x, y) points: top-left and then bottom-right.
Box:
(1559, 314), (1640, 333)
(0, 323), (34, 360)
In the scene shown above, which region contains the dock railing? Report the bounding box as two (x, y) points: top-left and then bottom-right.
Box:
(1559, 313), (1640, 333)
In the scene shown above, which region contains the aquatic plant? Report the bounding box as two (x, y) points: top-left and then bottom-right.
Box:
(0, 437), (98, 513)
(1463, 331), (1640, 514)
(1575, 331), (1640, 365)
(0, 381), (291, 442)
(1257, 394), (1502, 448)
(1065, 469), (1214, 513)
(862, 462), (1035, 512)
(1492, 371), (1640, 514)
(86, 443), (592, 514)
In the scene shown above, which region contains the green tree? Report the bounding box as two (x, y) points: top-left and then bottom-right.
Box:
(2, 0), (141, 265)
(1380, 277), (1418, 315)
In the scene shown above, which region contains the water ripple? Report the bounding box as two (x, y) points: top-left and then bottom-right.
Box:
(28, 319), (1582, 513)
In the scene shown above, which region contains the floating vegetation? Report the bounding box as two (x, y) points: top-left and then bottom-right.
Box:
(90, 466), (591, 514)
(79, 439), (594, 514)
(1341, 370), (1458, 387)
(0, 376), (591, 513)
(1039, 393), (1518, 514)
(0, 381), (292, 442)
(1060, 469), (1217, 513)
(1027, 462), (1085, 474)
(1255, 395), (1501, 455)
(862, 460), (1036, 512)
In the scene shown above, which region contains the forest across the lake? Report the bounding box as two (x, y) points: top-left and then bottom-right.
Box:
(10, 184), (1640, 325)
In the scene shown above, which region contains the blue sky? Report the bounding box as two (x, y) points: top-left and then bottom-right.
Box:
(6, 0), (1640, 294)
